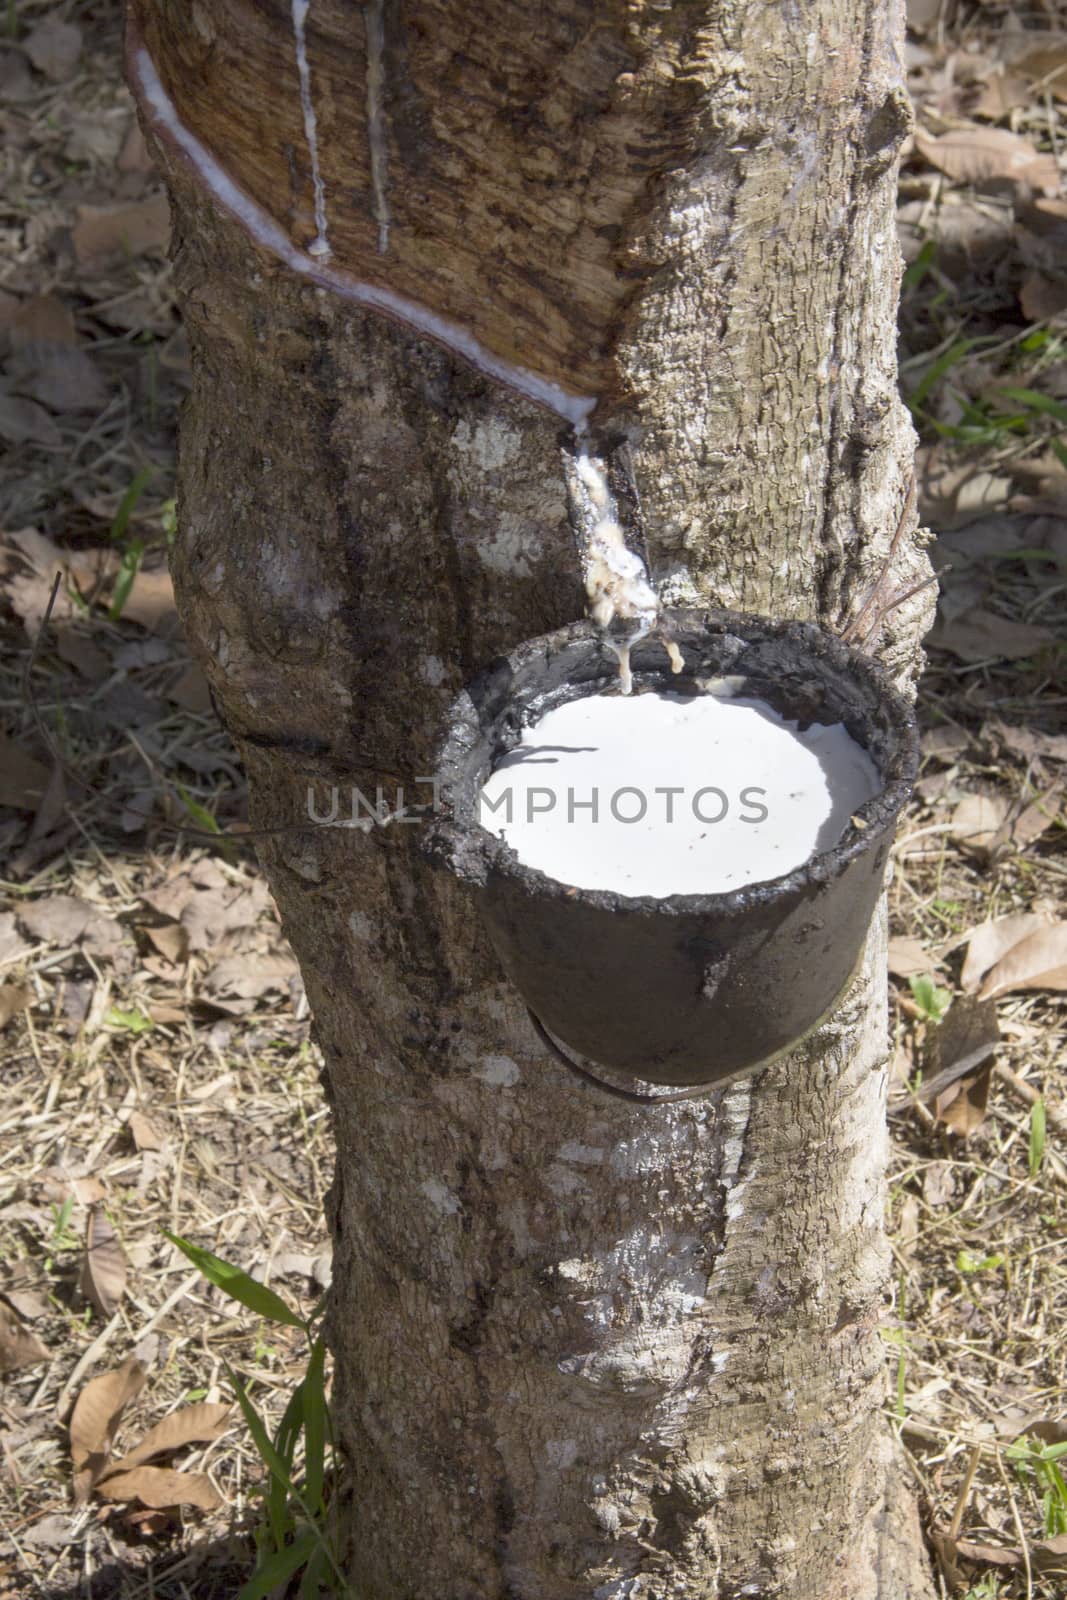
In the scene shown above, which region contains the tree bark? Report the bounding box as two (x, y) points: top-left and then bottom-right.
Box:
(129, 1), (937, 1595)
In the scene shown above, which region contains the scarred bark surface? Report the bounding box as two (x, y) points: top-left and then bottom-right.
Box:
(130, 0), (937, 1594)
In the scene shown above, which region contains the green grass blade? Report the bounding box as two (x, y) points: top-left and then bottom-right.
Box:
(109, 537), (144, 621)
(237, 1528), (317, 1600)
(109, 468), (153, 543)
(229, 1367), (300, 1490)
(265, 1381), (307, 1553)
(231, 1367), (349, 1597)
(902, 239), (936, 294)
(298, 1539), (330, 1598)
(301, 1338), (327, 1515)
(908, 337), (977, 414)
(1029, 1098), (1046, 1178)
(163, 1230), (304, 1327)
(996, 387), (1067, 426)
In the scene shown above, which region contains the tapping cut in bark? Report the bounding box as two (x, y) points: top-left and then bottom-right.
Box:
(129, 0), (937, 1593)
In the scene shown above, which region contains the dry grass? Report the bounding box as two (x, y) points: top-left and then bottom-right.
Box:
(0, 1), (1065, 1597)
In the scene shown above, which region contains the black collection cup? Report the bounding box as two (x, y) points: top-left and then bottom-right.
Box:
(428, 608), (918, 1089)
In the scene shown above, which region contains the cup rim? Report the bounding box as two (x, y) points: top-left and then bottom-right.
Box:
(429, 606), (919, 916)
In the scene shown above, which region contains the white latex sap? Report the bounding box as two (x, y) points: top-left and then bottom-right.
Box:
(478, 690), (880, 897)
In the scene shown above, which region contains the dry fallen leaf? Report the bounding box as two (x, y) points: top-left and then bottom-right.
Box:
(930, 608), (1059, 663)
(1010, 784), (1064, 849)
(8, 293), (76, 346)
(951, 793), (1011, 854)
(0, 393), (63, 449)
(1013, 40), (1067, 102)
(69, 1357), (147, 1504)
(23, 15), (83, 80)
(934, 1061), (993, 1137)
(18, 895), (125, 958)
(0, 1297), (49, 1374)
(888, 992), (1002, 1126)
(987, 723), (1067, 766)
(167, 663), (213, 714)
(952, 1534), (1067, 1577)
(95, 1465), (220, 1511)
(914, 126), (1061, 195)
(55, 626), (111, 682)
(922, 1160), (956, 1209)
(102, 1401), (231, 1478)
(1020, 270), (1067, 321)
(79, 1207), (127, 1318)
(116, 564), (178, 632)
(961, 913), (1057, 992)
(0, 982), (32, 1030)
(72, 197), (171, 271)
(0, 913), (32, 967)
(0, 735), (50, 811)
(895, 1191), (921, 1263)
(888, 936), (935, 978)
(126, 1111), (165, 1152)
(978, 922), (1067, 1001)
(144, 923), (190, 965)
(203, 953), (299, 1002)
(8, 345), (109, 416)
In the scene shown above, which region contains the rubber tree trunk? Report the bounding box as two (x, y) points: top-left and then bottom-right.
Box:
(128, 1), (937, 1594)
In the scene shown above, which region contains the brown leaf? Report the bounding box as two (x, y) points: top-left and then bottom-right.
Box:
(101, 1402), (231, 1478)
(922, 1161), (956, 1208)
(914, 126), (1061, 195)
(953, 1538), (1023, 1569)
(1011, 784), (1064, 849)
(950, 793), (1011, 854)
(961, 913), (1056, 992)
(0, 913), (32, 966)
(1020, 270), (1067, 321)
(41, 1170), (105, 1207)
(203, 953), (299, 1001)
(921, 724), (970, 761)
(117, 121), (154, 177)
(1033, 1535), (1067, 1577)
(972, 73), (1033, 121)
(55, 626), (110, 682)
(978, 922), (1067, 1001)
(23, 15), (83, 80)
(0, 393), (63, 449)
(167, 664), (213, 714)
(79, 1208), (127, 1318)
(8, 294), (76, 347)
(1013, 41), (1067, 102)
(0, 982), (32, 1029)
(180, 878), (271, 953)
(68, 1357), (147, 1504)
(20, 1512), (76, 1550)
(888, 937), (935, 978)
(8, 345), (108, 416)
(145, 923), (190, 965)
(18, 895), (124, 958)
(986, 722), (1067, 766)
(26, 760), (67, 845)
(112, 565), (179, 634)
(0, 1297), (49, 1374)
(0, 735), (50, 812)
(934, 1061), (993, 1137)
(72, 197), (171, 272)
(930, 609), (1059, 663)
(147, 1000), (187, 1025)
(923, 996), (1000, 1099)
(95, 1465), (220, 1511)
(126, 1111), (165, 1152)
